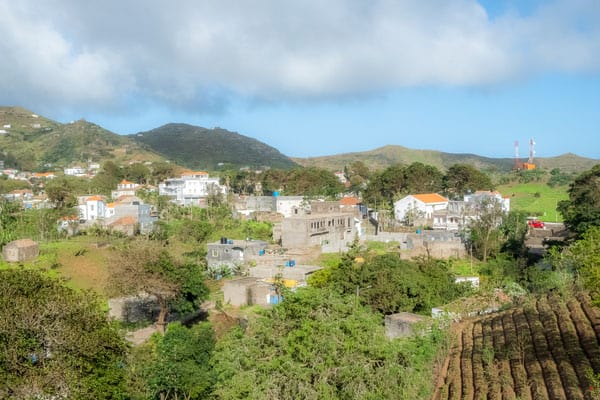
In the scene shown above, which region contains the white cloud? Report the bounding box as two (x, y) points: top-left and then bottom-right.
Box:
(0, 0), (599, 111)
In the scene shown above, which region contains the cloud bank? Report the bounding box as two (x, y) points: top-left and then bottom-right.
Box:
(1, 0), (599, 112)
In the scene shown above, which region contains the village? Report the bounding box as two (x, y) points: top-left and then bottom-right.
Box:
(1, 159), (561, 335)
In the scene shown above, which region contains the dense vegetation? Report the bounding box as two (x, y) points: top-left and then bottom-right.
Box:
(131, 123), (298, 171)
(0, 270), (129, 399)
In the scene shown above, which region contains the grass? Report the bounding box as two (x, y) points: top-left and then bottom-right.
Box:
(0, 236), (121, 297)
(448, 258), (483, 276)
(496, 182), (568, 222)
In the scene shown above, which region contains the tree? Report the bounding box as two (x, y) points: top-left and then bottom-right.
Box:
(130, 322), (216, 400)
(363, 164), (406, 207)
(0, 269), (128, 399)
(403, 162), (443, 194)
(108, 242), (209, 333)
(328, 251), (469, 315)
(0, 198), (20, 246)
(443, 164), (493, 199)
(150, 162), (177, 185)
(558, 164), (600, 237)
(123, 163), (151, 185)
(564, 226), (600, 304)
(45, 176), (78, 209)
(211, 287), (448, 399)
(499, 210), (530, 259)
(467, 197), (505, 262)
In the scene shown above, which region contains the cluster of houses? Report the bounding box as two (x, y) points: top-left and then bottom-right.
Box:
(2, 161), (508, 316)
(393, 191), (510, 230)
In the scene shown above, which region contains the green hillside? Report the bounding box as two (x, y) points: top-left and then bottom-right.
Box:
(0, 106), (165, 170)
(496, 182), (568, 222)
(293, 145), (598, 173)
(131, 123), (298, 170)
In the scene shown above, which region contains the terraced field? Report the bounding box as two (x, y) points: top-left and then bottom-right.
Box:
(434, 293), (600, 400)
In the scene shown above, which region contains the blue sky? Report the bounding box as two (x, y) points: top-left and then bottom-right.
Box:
(1, 0), (599, 159)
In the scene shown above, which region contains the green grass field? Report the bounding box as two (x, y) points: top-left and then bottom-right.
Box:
(496, 182), (568, 222)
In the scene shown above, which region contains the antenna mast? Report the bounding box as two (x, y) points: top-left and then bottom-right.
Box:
(514, 140), (520, 170)
(528, 138), (535, 164)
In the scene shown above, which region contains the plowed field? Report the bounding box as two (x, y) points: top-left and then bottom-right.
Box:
(433, 293), (600, 400)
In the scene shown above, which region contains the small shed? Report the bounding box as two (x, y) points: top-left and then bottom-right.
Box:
(223, 277), (271, 307)
(385, 312), (428, 339)
(2, 239), (39, 262)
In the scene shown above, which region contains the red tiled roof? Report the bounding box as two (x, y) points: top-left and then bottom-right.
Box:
(110, 216), (137, 226)
(86, 195), (105, 202)
(340, 197), (360, 206)
(412, 193), (448, 203)
(181, 170), (208, 176)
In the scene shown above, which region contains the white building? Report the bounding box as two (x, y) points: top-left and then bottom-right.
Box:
(275, 195), (305, 218)
(111, 179), (140, 199)
(77, 195), (107, 221)
(464, 191), (510, 213)
(158, 171), (227, 206)
(394, 193), (449, 225)
(64, 166), (87, 177)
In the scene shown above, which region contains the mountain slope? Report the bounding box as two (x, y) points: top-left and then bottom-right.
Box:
(0, 106), (165, 170)
(293, 145), (598, 173)
(131, 123), (298, 170)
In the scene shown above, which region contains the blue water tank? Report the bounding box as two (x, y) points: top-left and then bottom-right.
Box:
(273, 191), (279, 197)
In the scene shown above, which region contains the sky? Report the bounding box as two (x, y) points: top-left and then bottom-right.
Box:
(1, 0), (599, 159)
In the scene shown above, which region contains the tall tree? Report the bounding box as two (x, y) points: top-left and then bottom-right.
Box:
(129, 322), (216, 400)
(45, 176), (78, 209)
(468, 197), (505, 262)
(563, 226), (600, 304)
(403, 162), (443, 194)
(108, 242), (209, 333)
(443, 164), (493, 199)
(557, 164), (600, 236)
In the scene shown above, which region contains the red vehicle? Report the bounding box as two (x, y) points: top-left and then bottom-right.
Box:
(527, 219), (545, 229)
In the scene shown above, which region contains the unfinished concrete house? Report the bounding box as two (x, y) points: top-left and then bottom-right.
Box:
(2, 239), (39, 262)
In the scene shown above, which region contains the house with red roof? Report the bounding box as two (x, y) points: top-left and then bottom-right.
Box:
(394, 193), (449, 226)
(77, 195), (108, 221)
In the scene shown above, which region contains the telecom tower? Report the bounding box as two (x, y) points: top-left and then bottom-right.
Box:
(522, 138), (536, 170)
(513, 140), (520, 170)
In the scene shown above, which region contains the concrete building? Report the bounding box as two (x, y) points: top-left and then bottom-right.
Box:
(274, 195), (305, 217)
(206, 239), (268, 273)
(2, 239), (39, 262)
(248, 264), (322, 283)
(111, 179), (140, 199)
(158, 171), (226, 206)
(107, 196), (157, 235)
(222, 277), (272, 307)
(278, 212), (357, 253)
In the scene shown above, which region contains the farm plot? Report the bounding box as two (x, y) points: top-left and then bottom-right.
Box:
(433, 294), (600, 400)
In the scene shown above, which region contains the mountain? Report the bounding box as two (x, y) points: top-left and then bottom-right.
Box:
(292, 145), (599, 174)
(0, 106), (165, 170)
(130, 123), (298, 170)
